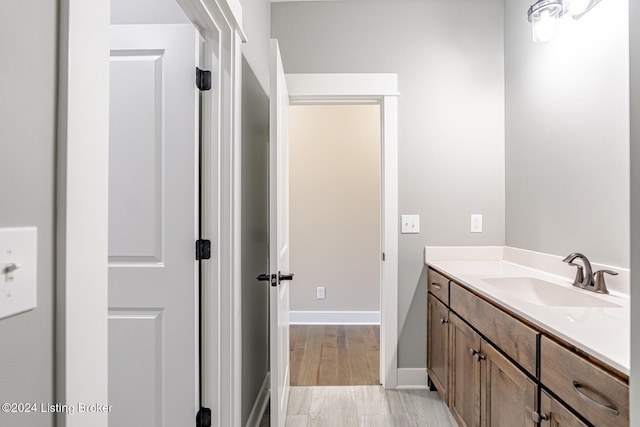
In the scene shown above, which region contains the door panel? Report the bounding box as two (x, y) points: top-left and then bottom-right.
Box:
(108, 24), (199, 427)
(427, 294), (449, 402)
(109, 48), (164, 264)
(449, 313), (481, 427)
(481, 342), (536, 427)
(269, 39), (291, 427)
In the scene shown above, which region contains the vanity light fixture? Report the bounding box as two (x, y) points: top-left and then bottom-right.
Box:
(527, 0), (604, 42)
(527, 0), (563, 43)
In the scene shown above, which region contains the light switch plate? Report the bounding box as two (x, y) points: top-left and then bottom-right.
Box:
(471, 214), (483, 233)
(401, 215), (420, 234)
(0, 227), (37, 320)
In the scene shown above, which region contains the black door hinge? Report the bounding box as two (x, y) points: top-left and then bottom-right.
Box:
(196, 407), (211, 427)
(195, 239), (211, 260)
(196, 67), (212, 91)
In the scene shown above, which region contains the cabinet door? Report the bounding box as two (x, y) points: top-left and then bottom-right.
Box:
(449, 313), (481, 427)
(481, 341), (536, 427)
(427, 294), (449, 402)
(540, 390), (588, 427)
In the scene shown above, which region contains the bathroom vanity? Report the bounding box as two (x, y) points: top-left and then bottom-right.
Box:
(425, 246), (630, 427)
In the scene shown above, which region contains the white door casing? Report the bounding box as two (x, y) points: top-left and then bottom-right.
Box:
(286, 73), (399, 388)
(269, 39), (292, 427)
(108, 24), (199, 427)
(57, 1), (245, 426)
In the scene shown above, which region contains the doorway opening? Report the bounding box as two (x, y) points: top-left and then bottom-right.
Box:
(288, 103), (382, 386)
(284, 71), (400, 390)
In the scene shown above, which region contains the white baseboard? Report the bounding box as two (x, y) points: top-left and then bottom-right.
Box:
(289, 311), (381, 325)
(396, 368), (428, 389)
(245, 372), (270, 427)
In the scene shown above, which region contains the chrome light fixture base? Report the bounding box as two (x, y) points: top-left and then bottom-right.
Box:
(527, 0), (563, 23)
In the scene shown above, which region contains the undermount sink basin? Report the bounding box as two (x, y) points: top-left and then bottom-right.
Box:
(481, 277), (621, 308)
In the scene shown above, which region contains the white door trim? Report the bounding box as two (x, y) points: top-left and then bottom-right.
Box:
(286, 73), (400, 388)
(57, 1), (245, 426)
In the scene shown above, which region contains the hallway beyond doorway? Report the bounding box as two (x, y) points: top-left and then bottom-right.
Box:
(290, 325), (379, 386)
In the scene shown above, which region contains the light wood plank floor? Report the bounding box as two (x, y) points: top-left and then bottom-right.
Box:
(290, 325), (380, 386)
(285, 386), (458, 427)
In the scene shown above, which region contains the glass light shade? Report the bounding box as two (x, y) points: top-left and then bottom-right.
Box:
(531, 8), (559, 42)
(527, 0), (563, 43)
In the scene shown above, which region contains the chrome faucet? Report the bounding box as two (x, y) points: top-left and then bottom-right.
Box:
(562, 253), (594, 289)
(562, 252), (618, 294)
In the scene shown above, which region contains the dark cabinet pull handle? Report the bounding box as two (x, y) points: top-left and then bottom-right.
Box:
(532, 411), (549, 423)
(469, 348), (484, 362)
(572, 381), (619, 415)
(439, 318), (448, 324)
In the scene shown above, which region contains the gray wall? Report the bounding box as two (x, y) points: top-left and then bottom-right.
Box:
(240, 0), (272, 94)
(0, 1), (57, 426)
(289, 104), (381, 312)
(272, 0), (505, 368)
(505, 0), (630, 267)
(241, 57), (270, 425)
(111, 0), (191, 24)
(629, 0), (639, 422)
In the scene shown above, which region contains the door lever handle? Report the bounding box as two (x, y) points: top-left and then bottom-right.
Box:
(278, 271), (294, 284)
(257, 273), (278, 286)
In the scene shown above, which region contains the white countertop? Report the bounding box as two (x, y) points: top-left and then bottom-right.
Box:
(425, 246), (630, 375)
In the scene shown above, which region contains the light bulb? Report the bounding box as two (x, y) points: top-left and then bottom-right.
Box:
(531, 8), (558, 43)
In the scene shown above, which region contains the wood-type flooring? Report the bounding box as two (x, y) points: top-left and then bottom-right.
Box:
(290, 325), (380, 386)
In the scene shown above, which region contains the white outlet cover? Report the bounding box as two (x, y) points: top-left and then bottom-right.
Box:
(471, 214), (483, 233)
(401, 215), (420, 234)
(0, 227), (37, 320)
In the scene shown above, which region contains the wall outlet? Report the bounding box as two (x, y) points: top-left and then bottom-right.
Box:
(471, 214), (483, 233)
(401, 215), (420, 234)
(316, 286), (325, 300)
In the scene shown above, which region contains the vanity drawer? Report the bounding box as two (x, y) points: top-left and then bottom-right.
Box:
(540, 336), (629, 427)
(427, 268), (449, 305)
(449, 281), (538, 375)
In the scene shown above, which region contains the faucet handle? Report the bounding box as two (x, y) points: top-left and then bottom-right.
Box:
(593, 270), (618, 294)
(567, 262), (584, 287)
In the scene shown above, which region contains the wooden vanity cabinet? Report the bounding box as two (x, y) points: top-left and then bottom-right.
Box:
(427, 293), (449, 402)
(449, 312), (535, 427)
(426, 266), (629, 427)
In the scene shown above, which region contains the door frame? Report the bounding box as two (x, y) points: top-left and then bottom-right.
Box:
(285, 73), (400, 388)
(56, 0), (245, 426)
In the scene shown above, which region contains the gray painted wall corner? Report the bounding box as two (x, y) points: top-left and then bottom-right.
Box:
(0, 2), (57, 426)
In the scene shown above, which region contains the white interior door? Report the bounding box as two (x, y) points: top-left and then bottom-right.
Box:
(269, 39), (292, 427)
(108, 24), (199, 427)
